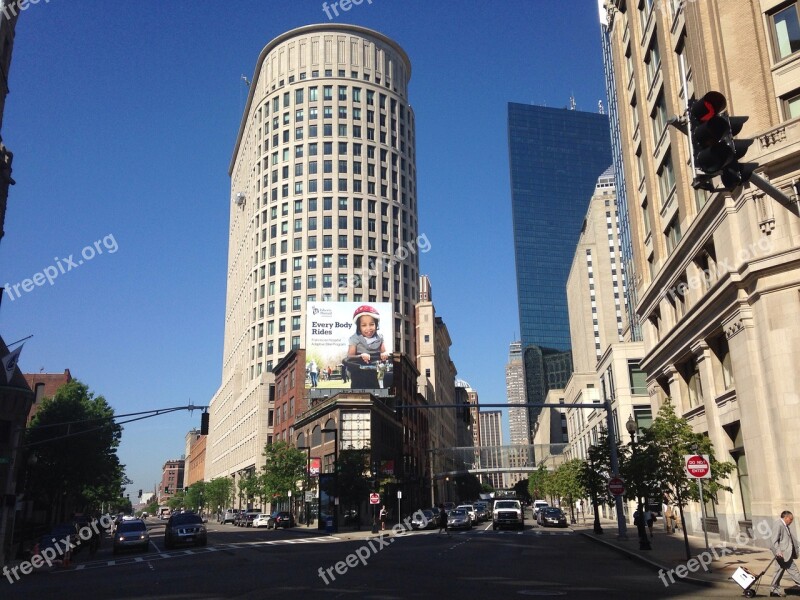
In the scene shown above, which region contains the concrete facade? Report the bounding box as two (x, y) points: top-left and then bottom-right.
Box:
(603, 0), (800, 543)
(206, 24), (419, 487)
(478, 410), (506, 490)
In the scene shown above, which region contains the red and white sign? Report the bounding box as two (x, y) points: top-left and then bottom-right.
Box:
(369, 493), (380, 505)
(309, 457), (321, 477)
(608, 477), (625, 496)
(685, 454), (711, 479)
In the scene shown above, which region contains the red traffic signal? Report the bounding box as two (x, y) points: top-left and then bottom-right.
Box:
(689, 91), (753, 191)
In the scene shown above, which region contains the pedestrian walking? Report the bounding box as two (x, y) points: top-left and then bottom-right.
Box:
(770, 510), (800, 597)
(437, 504), (449, 535)
(645, 509), (655, 539)
(379, 505), (388, 531)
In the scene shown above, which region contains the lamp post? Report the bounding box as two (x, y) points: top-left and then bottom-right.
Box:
(298, 446), (311, 527)
(626, 414), (651, 551)
(321, 427), (338, 533)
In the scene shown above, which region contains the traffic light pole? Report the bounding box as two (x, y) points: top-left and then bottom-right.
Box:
(749, 172), (798, 213)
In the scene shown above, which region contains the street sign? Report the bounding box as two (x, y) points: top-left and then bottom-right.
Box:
(608, 477), (625, 496)
(397, 490), (402, 499)
(685, 454), (711, 479)
(369, 493), (380, 505)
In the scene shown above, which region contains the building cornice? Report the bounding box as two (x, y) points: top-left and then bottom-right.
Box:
(229, 23), (412, 175)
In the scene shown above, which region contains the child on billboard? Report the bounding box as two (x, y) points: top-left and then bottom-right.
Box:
(347, 305), (389, 388)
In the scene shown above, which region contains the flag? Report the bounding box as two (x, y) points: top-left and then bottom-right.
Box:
(1, 343), (23, 383)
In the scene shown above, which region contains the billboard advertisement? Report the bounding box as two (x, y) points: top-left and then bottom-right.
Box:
(305, 301), (393, 390)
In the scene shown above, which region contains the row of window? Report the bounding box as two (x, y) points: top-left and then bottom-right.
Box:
(259, 86), (405, 119)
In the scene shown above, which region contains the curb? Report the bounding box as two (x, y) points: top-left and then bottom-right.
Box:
(577, 531), (725, 588)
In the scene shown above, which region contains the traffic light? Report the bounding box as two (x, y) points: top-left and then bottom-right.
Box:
(138, 489), (142, 498)
(200, 411), (209, 435)
(689, 91), (755, 191)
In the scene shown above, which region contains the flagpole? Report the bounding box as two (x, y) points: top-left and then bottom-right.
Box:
(5, 335), (32, 348)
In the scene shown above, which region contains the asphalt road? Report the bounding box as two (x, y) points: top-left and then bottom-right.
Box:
(1, 519), (740, 598)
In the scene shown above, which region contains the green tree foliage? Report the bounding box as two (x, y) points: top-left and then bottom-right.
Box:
(237, 473), (260, 507)
(512, 478), (532, 503)
(184, 481), (206, 512)
(453, 473), (482, 502)
(645, 400), (735, 511)
(528, 466), (550, 500)
(167, 490), (185, 511)
(580, 428), (625, 508)
(26, 380), (127, 522)
(205, 477), (234, 512)
(551, 459), (586, 522)
(145, 497), (159, 515)
(336, 449), (371, 513)
(261, 441), (308, 501)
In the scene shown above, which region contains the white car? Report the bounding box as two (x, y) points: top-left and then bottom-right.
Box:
(457, 504), (478, 523)
(253, 513), (272, 528)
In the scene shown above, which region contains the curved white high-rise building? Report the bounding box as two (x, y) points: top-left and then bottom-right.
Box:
(206, 24), (419, 482)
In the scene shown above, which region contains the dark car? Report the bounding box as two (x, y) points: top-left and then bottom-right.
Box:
(164, 512), (207, 549)
(539, 507), (568, 528)
(240, 512), (259, 527)
(113, 519), (150, 554)
(271, 511), (295, 529)
(36, 523), (78, 557)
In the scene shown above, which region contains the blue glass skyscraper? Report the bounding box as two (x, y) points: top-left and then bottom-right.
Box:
(508, 103), (612, 351)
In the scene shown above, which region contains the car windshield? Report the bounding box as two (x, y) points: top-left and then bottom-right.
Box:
(118, 521), (146, 532)
(544, 508), (562, 516)
(450, 509), (466, 516)
(495, 502), (518, 509)
(170, 513), (202, 525)
(257, 514), (269, 518)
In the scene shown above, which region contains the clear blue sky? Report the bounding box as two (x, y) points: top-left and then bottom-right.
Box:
(0, 0), (607, 502)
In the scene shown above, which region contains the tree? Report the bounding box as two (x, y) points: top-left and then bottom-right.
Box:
(453, 473), (482, 502)
(261, 441), (308, 504)
(145, 497), (159, 516)
(644, 399), (735, 560)
(336, 449), (371, 526)
(512, 478), (532, 504)
(184, 481), (206, 512)
(579, 428), (624, 534)
(167, 491), (185, 511)
(238, 473), (260, 509)
(205, 477), (234, 515)
(528, 466), (550, 501)
(26, 380), (127, 523)
(551, 459), (585, 523)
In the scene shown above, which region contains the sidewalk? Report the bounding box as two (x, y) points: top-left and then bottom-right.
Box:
(572, 515), (776, 590)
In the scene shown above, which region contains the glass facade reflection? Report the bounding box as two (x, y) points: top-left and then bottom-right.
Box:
(508, 103), (612, 351)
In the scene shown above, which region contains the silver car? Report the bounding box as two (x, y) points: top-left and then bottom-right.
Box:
(113, 519), (150, 554)
(447, 508), (472, 530)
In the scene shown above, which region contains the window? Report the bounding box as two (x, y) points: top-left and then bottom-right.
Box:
(771, 4), (800, 61)
(651, 93), (668, 141)
(628, 361), (648, 395)
(657, 152), (675, 206)
(783, 89), (800, 119)
(665, 214), (682, 253)
(645, 40), (660, 85)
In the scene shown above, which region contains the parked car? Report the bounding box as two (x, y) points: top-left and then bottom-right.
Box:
(164, 512), (207, 549)
(533, 500), (549, 519)
(220, 509), (236, 524)
(410, 509), (436, 530)
(447, 508), (472, 530)
(35, 523), (79, 559)
(271, 511), (295, 529)
(442, 502), (456, 515)
(252, 513), (272, 528)
(113, 518), (150, 554)
(539, 507), (568, 528)
(243, 512), (260, 527)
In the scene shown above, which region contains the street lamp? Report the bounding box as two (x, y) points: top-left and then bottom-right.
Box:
(321, 427), (338, 533)
(298, 446), (311, 526)
(626, 414), (651, 551)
